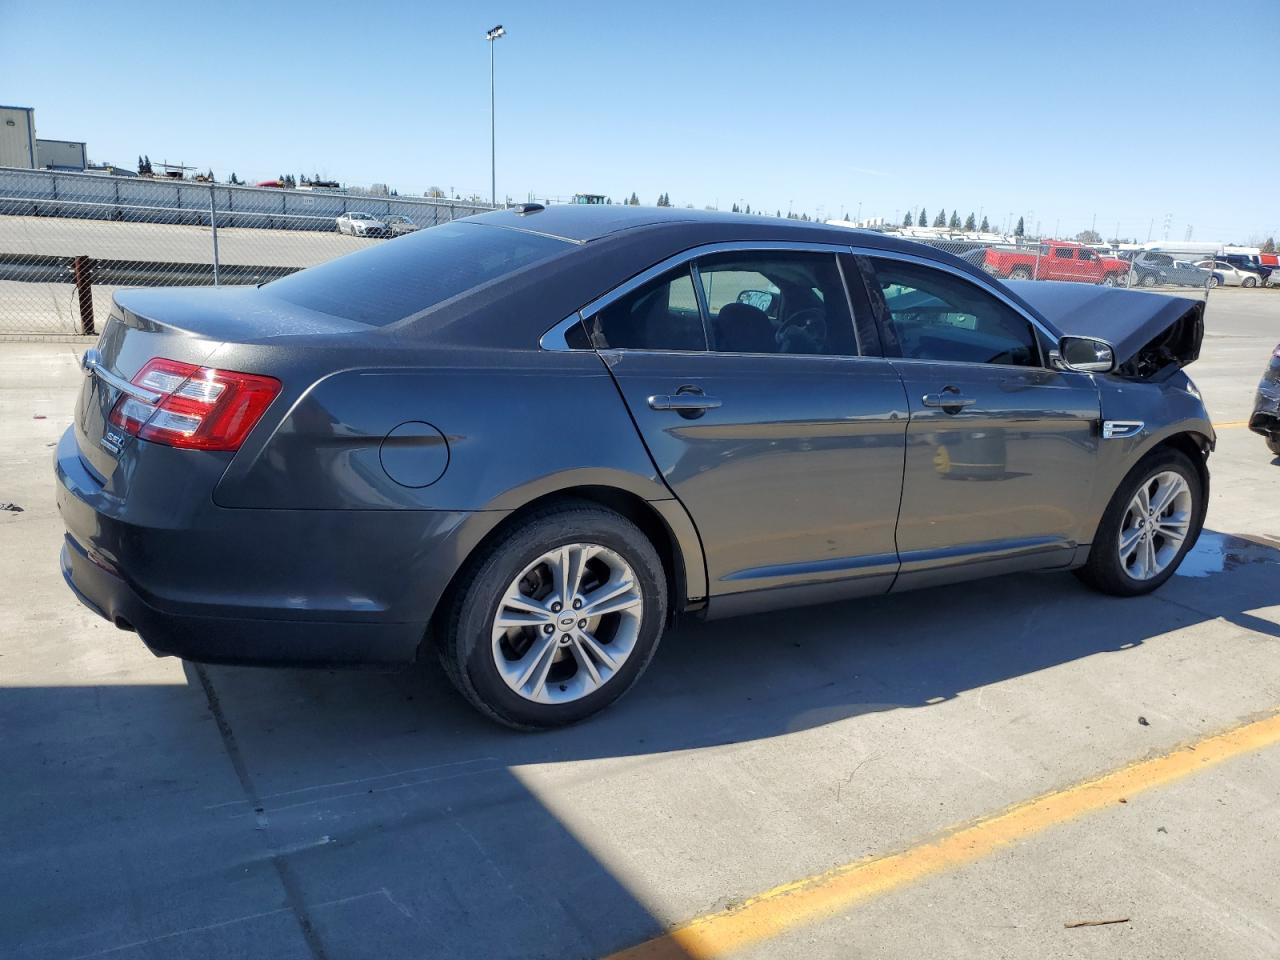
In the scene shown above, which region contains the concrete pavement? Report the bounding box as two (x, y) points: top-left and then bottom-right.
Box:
(1, 289), (1277, 959)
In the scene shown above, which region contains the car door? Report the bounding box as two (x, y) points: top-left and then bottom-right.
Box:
(1076, 247), (1101, 282)
(854, 252), (1101, 590)
(1049, 245), (1075, 281)
(581, 245), (909, 611)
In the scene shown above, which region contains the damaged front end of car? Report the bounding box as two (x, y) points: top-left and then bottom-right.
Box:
(1005, 281), (1204, 382)
(1248, 345), (1280, 449)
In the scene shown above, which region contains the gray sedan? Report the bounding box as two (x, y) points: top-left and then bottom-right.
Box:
(384, 215), (420, 236)
(55, 206), (1213, 728)
(1131, 252), (1215, 288)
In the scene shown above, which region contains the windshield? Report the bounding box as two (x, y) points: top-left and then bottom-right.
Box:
(267, 222), (572, 325)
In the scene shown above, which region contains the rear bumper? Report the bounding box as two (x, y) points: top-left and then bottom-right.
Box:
(59, 533), (423, 665)
(54, 425), (485, 666)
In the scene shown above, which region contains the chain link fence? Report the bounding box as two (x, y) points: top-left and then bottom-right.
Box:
(0, 167), (496, 334)
(3, 166), (1268, 335)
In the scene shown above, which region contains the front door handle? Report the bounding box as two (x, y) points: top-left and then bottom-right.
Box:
(922, 389), (977, 412)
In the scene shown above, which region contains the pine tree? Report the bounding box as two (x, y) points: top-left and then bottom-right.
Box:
(731, 202), (740, 213)
(980, 215), (990, 232)
(903, 210), (914, 227)
(137, 155), (145, 174)
(918, 208), (927, 228)
(949, 211), (961, 230)
(964, 212), (976, 231)
(142, 155), (152, 175)
(745, 204), (751, 215)
(628, 192), (639, 206)
(933, 208), (946, 228)
(1014, 216), (1025, 237)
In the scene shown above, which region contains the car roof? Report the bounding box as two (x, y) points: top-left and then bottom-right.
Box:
(469, 204), (878, 246)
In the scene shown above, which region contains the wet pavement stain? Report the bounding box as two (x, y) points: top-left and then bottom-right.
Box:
(1176, 531), (1280, 578)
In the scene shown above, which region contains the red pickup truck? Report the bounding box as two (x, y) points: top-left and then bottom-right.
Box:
(978, 241), (1130, 286)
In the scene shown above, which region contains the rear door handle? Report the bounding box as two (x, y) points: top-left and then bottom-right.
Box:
(647, 394), (722, 412)
(922, 392), (976, 410)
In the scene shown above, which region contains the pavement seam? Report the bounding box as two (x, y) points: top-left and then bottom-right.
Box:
(194, 664), (332, 960)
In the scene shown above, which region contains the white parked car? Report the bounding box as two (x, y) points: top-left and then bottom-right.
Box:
(1195, 260), (1260, 287)
(336, 212), (388, 238)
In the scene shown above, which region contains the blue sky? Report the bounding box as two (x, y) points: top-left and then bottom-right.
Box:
(4, 0), (1276, 241)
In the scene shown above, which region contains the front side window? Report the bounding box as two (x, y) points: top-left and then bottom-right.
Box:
(696, 251), (857, 356)
(1079, 249), (1096, 261)
(868, 258), (1040, 367)
(587, 267), (706, 351)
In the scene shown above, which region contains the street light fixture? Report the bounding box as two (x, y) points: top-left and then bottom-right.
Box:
(485, 24), (506, 207)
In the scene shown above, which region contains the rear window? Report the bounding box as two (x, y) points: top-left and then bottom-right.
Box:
(266, 223), (571, 326)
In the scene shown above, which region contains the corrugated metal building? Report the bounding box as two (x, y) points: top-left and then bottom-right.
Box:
(36, 138), (87, 171)
(0, 105), (38, 168)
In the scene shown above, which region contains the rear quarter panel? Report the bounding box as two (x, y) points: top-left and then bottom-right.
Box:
(214, 348), (670, 511)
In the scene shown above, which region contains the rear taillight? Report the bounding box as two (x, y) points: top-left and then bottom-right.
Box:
(109, 357), (280, 451)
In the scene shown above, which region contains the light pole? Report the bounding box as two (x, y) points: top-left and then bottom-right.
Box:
(485, 24), (506, 207)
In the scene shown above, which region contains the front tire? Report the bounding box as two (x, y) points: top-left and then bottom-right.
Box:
(1009, 266), (1032, 281)
(1267, 436), (1280, 457)
(1075, 447), (1204, 596)
(436, 503), (668, 729)
(1244, 276), (1258, 288)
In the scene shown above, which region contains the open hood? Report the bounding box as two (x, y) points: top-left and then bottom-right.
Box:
(1005, 281), (1204, 380)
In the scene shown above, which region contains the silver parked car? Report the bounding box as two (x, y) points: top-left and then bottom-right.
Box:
(335, 211), (388, 238)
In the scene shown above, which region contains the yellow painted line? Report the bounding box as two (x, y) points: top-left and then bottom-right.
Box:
(1212, 420), (1249, 430)
(609, 709), (1280, 960)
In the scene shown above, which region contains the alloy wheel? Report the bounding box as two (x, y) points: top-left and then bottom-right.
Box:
(490, 543), (643, 704)
(1116, 470), (1192, 580)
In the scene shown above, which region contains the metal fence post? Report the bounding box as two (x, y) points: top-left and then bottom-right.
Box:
(209, 184), (221, 286)
(1034, 241), (1042, 280)
(71, 256), (95, 335)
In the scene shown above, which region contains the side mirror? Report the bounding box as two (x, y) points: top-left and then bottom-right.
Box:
(1058, 336), (1115, 373)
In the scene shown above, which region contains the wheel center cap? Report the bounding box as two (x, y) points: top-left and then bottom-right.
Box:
(559, 615), (576, 628)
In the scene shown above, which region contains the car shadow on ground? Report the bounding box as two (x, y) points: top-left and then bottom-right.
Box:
(5, 531), (1277, 960)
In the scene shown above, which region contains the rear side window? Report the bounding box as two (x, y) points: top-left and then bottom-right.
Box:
(587, 267), (707, 351)
(868, 258), (1040, 367)
(266, 223), (570, 326)
(584, 250), (860, 356)
(696, 251), (858, 356)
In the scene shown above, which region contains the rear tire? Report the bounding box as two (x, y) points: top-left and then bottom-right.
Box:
(1140, 274), (1156, 287)
(436, 502), (668, 730)
(1075, 447), (1204, 597)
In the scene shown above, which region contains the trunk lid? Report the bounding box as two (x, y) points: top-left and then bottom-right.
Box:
(74, 286), (363, 486)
